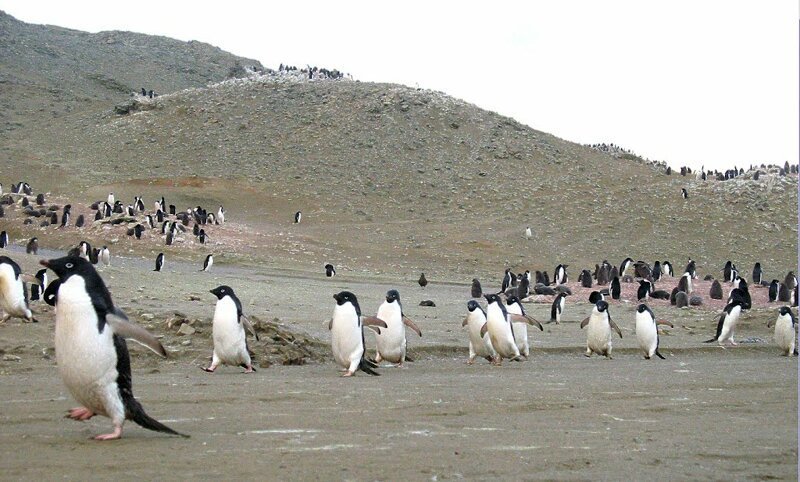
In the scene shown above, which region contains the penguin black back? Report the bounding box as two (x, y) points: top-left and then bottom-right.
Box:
(470, 278), (482, 298)
(611, 276), (621, 300)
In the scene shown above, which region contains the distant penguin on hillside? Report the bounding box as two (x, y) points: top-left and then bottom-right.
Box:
(662, 261), (674, 277)
(294, 211), (302, 224)
(652, 261), (662, 281)
(553, 264), (568, 285)
(709, 280), (723, 299)
(418, 273), (428, 288)
(752, 262), (763, 285)
(524, 226), (532, 240)
(26, 237), (38, 255)
(201, 254), (214, 272)
(471, 278), (483, 298)
(217, 206), (225, 224)
(500, 268), (513, 293)
(611, 276), (621, 300)
(325, 263), (336, 277)
(681, 188), (688, 199)
(154, 253), (164, 272)
(619, 258), (633, 277)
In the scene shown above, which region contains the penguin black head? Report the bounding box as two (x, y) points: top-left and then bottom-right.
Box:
(506, 295), (519, 306)
(40, 256), (92, 280)
(484, 293), (500, 304)
(467, 300), (481, 312)
(210, 285), (234, 300)
(636, 303), (655, 318)
(588, 291), (603, 304)
(595, 300), (609, 313)
(334, 291), (358, 306)
(385, 289), (400, 303)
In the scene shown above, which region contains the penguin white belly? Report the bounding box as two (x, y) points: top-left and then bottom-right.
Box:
(212, 298), (249, 365)
(718, 316), (738, 343)
(635, 316), (658, 358)
(510, 321), (529, 356)
(466, 313), (496, 359)
(774, 319), (796, 355)
(331, 305), (364, 369)
(486, 312), (519, 359)
(374, 303), (405, 363)
(55, 277), (123, 420)
(0, 268), (29, 317)
(587, 317), (612, 356)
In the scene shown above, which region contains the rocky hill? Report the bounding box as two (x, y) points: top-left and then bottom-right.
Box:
(0, 13), (796, 283)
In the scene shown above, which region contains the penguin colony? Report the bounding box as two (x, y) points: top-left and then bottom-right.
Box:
(0, 181), (797, 441)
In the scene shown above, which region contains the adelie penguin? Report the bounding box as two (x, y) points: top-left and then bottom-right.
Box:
(752, 262), (763, 285)
(619, 258), (633, 277)
(462, 300), (496, 364)
(26, 237), (38, 255)
(154, 253), (165, 272)
(581, 300), (623, 358)
(294, 211), (302, 224)
(500, 268), (513, 293)
(470, 278), (482, 298)
(506, 295), (543, 358)
(201, 254), (214, 272)
(550, 292), (567, 324)
(418, 273), (428, 288)
(662, 261), (674, 277)
(610, 276), (621, 300)
(637, 280), (652, 301)
(40, 256), (186, 440)
(681, 188), (688, 199)
(635, 304), (673, 359)
(483, 294), (522, 364)
(0, 230), (8, 249)
(100, 246), (110, 267)
(329, 291), (387, 376)
(324, 263), (336, 277)
(202, 286), (259, 373)
(0, 256), (37, 323)
(553, 264), (568, 285)
(768, 280), (779, 302)
(704, 299), (745, 346)
(767, 307), (798, 356)
(372, 289), (422, 367)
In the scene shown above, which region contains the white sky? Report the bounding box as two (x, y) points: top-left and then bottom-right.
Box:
(1, 1), (797, 170)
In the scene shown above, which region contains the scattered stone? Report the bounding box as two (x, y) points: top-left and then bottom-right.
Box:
(140, 313), (155, 321)
(180, 340), (192, 346)
(419, 300), (436, 307)
(3, 354), (21, 362)
(177, 323), (196, 336)
(188, 295), (202, 301)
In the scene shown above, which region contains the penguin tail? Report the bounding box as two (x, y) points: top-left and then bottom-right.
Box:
(362, 357), (379, 369)
(127, 399), (189, 438)
(703, 336), (718, 344)
(404, 354), (414, 362)
(358, 359), (380, 376)
(655, 350), (666, 360)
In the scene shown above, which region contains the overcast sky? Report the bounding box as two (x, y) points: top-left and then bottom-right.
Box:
(1, 1), (797, 170)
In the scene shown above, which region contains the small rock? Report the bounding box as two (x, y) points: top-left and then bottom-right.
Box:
(177, 323), (196, 336)
(419, 300), (436, 307)
(180, 340), (192, 346)
(188, 295), (202, 301)
(3, 354), (21, 362)
(140, 313), (155, 321)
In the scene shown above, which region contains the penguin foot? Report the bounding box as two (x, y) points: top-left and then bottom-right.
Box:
(243, 365), (256, 373)
(66, 407), (95, 421)
(644, 355), (650, 360)
(200, 366), (216, 373)
(341, 371), (355, 377)
(466, 359), (475, 365)
(729, 340), (738, 346)
(93, 426), (123, 441)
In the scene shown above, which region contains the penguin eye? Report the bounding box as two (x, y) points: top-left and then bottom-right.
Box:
(65, 263), (73, 269)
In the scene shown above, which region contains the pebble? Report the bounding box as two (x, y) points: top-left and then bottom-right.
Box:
(140, 313), (155, 321)
(3, 354), (21, 362)
(177, 323), (196, 336)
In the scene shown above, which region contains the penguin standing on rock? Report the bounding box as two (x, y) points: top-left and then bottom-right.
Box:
(202, 286), (259, 373)
(681, 188), (688, 199)
(329, 291), (387, 376)
(767, 307), (798, 356)
(372, 289), (422, 367)
(580, 301), (622, 358)
(0, 256), (37, 323)
(462, 300), (496, 364)
(39, 256), (186, 440)
(634, 304), (673, 359)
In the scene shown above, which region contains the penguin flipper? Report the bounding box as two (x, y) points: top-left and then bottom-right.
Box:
(358, 359), (380, 376)
(360, 316), (388, 329)
(240, 314), (259, 341)
(655, 350), (666, 360)
(580, 316), (590, 329)
(462, 316), (469, 327)
(608, 318), (623, 339)
(107, 313), (167, 358)
(479, 322), (488, 337)
(327, 318), (332, 330)
(402, 316), (422, 337)
(657, 319), (675, 328)
(766, 319), (775, 328)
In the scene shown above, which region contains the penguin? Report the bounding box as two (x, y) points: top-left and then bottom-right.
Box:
(0, 256), (37, 323)
(500, 268), (512, 293)
(0, 230), (8, 248)
(681, 188), (688, 199)
(663, 261), (674, 277)
(294, 211), (302, 224)
(652, 261), (662, 281)
(752, 262), (763, 285)
(483, 294), (521, 364)
(418, 273), (428, 288)
(610, 276), (621, 300)
(30, 283), (41, 302)
(637, 280), (652, 301)
(506, 295), (543, 358)
(579, 269), (592, 288)
(550, 292), (567, 324)
(785, 272), (797, 291)
(723, 261), (735, 283)
(324, 263), (336, 277)
(704, 300), (744, 346)
(709, 280), (723, 299)
(634, 261), (652, 280)
(201, 254), (214, 272)
(768, 280), (779, 302)
(26, 237), (38, 255)
(580, 300), (622, 358)
(619, 258), (633, 276)
(524, 226), (532, 240)
(60, 208), (70, 228)
(198, 229), (207, 245)
(728, 279), (752, 310)
(135, 197), (145, 212)
(470, 278), (482, 298)
(553, 264), (568, 285)
(125, 205), (135, 217)
(678, 272), (693, 294)
(165, 231), (174, 246)
(329, 291), (386, 376)
(193, 223), (200, 236)
(100, 246), (110, 267)
(202, 285), (259, 373)
(588, 291), (604, 304)
(685, 259), (697, 279)
(78, 241), (92, 261)
(778, 283), (791, 302)
(35, 268), (48, 293)
(373, 289), (422, 367)
(133, 224), (144, 240)
(462, 300), (497, 364)
(156, 210), (164, 223)
(39, 256), (186, 440)
(107, 192), (115, 206)
(515, 275), (530, 299)
(154, 253), (164, 272)
(217, 206), (225, 224)
(767, 307), (798, 356)
(635, 303), (673, 359)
